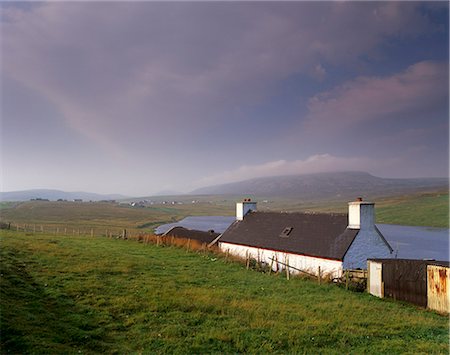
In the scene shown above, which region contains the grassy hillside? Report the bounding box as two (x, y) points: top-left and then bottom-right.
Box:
(0, 200), (233, 233)
(252, 191), (449, 228)
(375, 192), (449, 228)
(1, 231), (448, 354)
(0, 191), (448, 230)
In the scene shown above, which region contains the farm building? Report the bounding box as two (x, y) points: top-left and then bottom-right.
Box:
(368, 259), (450, 313)
(216, 199), (393, 279)
(162, 226), (220, 245)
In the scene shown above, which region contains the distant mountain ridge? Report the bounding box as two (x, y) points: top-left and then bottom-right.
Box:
(191, 171), (448, 200)
(0, 189), (129, 202)
(2, 172), (448, 202)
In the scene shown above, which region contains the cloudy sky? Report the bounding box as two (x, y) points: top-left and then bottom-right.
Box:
(1, 1), (448, 196)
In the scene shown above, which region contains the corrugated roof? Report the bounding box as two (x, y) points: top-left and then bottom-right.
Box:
(219, 211), (359, 260)
(163, 226), (220, 244)
(368, 258), (449, 268)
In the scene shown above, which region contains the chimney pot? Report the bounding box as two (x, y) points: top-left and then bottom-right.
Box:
(356, 197), (363, 202)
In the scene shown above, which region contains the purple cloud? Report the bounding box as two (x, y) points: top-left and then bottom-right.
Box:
(3, 2), (439, 152)
(304, 61), (448, 130)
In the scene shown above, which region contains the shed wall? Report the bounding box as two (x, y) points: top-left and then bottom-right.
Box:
(220, 242), (343, 279)
(427, 265), (450, 313)
(382, 260), (427, 307)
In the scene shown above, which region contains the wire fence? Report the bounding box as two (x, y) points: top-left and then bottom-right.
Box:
(1, 221), (223, 253)
(2, 222), (146, 239)
(1, 222), (367, 288)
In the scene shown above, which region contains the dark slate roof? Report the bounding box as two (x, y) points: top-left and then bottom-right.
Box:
(163, 226), (220, 244)
(219, 211), (359, 260)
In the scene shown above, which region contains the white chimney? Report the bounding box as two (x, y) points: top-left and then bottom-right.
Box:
(348, 198), (375, 230)
(236, 199), (257, 220)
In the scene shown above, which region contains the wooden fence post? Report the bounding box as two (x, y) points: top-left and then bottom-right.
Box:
(318, 266), (321, 284)
(246, 251), (250, 270)
(286, 256), (290, 280)
(91, 228), (94, 237)
(269, 257), (274, 275)
(345, 270), (349, 290)
(276, 255), (279, 273)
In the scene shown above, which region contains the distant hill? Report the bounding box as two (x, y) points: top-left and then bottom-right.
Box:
(0, 189), (130, 202)
(191, 171), (449, 200)
(152, 190), (185, 196)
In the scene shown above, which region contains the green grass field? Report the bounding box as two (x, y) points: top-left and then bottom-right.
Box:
(0, 200), (234, 234)
(1, 231), (448, 354)
(375, 192), (449, 228)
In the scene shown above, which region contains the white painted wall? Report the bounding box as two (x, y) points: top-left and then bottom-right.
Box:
(368, 260), (383, 298)
(220, 242), (343, 279)
(343, 229), (392, 269)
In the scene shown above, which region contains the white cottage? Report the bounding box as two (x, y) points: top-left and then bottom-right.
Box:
(218, 198), (393, 279)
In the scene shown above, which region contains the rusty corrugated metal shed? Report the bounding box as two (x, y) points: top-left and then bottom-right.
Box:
(368, 259), (449, 309)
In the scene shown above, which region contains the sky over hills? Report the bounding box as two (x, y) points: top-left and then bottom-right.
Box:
(1, 2), (448, 195)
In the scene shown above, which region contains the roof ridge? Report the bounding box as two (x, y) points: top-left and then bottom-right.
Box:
(252, 210), (347, 216)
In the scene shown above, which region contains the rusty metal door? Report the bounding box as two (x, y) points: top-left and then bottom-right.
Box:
(427, 265), (450, 313)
